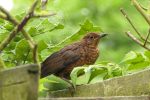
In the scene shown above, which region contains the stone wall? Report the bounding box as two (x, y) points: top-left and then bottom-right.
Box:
(48, 68), (150, 97)
(0, 64), (39, 100)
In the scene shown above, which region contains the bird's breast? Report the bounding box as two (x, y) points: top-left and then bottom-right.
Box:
(85, 46), (99, 65)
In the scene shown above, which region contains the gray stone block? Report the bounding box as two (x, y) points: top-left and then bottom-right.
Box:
(48, 68), (150, 97)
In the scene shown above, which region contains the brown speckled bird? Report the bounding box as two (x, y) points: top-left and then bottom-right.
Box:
(41, 32), (107, 79)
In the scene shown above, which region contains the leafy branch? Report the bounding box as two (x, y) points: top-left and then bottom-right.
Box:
(120, 0), (150, 50)
(0, 0), (39, 64)
(0, 0), (56, 65)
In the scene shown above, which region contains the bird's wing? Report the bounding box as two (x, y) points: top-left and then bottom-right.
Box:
(41, 50), (80, 78)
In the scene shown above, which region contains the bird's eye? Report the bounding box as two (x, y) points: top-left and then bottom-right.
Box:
(90, 36), (94, 39)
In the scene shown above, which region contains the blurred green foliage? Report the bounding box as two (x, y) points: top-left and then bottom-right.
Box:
(0, 0), (150, 97)
(8, 0), (150, 63)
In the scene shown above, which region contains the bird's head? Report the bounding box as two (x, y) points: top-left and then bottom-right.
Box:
(83, 32), (107, 46)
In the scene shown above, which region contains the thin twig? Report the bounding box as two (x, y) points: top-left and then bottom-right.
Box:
(131, 0), (150, 25)
(23, 49), (31, 64)
(144, 29), (150, 46)
(126, 31), (150, 50)
(32, 13), (56, 18)
(120, 8), (150, 43)
(33, 44), (38, 63)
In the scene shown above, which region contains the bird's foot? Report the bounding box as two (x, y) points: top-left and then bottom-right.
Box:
(62, 78), (76, 96)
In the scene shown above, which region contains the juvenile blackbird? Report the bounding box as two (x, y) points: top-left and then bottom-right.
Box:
(41, 32), (107, 79)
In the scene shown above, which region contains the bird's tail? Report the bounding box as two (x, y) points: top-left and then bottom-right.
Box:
(40, 63), (49, 78)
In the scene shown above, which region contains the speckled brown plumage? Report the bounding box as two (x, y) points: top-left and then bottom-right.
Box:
(41, 32), (107, 79)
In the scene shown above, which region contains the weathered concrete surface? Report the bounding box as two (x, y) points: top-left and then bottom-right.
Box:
(0, 64), (39, 100)
(39, 96), (150, 100)
(104, 69), (150, 96)
(49, 82), (104, 97)
(48, 68), (150, 97)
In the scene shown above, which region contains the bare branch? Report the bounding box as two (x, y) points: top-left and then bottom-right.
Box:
(131, 0), (150, 25)
(120, 8), (150, 43)
(126, 31), (150, 50)
(33, 44), (38, 63)
(144, 29), (150, 46)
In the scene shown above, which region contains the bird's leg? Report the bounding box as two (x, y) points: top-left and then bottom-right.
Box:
(61, 78), (76, 96)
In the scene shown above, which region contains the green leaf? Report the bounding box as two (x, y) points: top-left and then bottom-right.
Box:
(28, 27), (38, 37)
(42, 75), (70, 91)
(0, 31), (8, 43)
(1, 51), (16, 68)
(15, 12), (26, 21)
(70, 67), (85, 86)
(54, 23), (64, 29)
(89, 73), (106, 84)
(121, 51), (144, 64)
(88, 65), (108, 84)
(76, 67), (92, 85)
(37, 40), (48, 52)
(127, 61), (150, 72)
(144, 50), (150, 60)
(15, 39), (30, 62)
(4, 22), (14, 31)
(112, 66), (122, 77)
(71, 65), (108, 85)
(37, 19), (55, 33)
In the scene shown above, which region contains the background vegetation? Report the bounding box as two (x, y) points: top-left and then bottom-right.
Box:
(0, 0), (150, 97)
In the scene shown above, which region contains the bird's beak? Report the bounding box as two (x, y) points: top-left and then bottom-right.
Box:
(99, 33), (108, 38)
